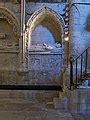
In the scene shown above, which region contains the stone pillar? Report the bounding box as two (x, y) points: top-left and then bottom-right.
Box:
(19, 0), (27, 72)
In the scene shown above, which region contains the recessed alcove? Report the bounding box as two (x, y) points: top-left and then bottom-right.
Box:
(31, 25), (55, 45)
(28, 8), (63, 53)
(26, 7), (65, 84)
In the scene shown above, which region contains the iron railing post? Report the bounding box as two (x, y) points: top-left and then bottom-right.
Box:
(76, 59), (77, 84)
(81, 54), (83, 79)
(85, 49), (88, 74)
(70, 57), (73, 89)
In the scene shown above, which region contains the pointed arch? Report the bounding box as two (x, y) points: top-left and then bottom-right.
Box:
(25, 7), (65, 68)
(0, 7), (20, 38)
(26, 7), (65, 47)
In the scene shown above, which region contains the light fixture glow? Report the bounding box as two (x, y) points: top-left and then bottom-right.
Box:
(64, 36), (69, 41)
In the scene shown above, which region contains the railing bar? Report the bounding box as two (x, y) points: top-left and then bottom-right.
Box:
(85, 49), (88, 74)
(81, 54), (83, 79)
(70, 47), (90, 89)
(72, 47), (90, 63)
(70, 58), (73, 89)
(76, 59), (77, 84)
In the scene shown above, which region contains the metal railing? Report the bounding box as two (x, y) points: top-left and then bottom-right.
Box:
(70, 47), (90, 89)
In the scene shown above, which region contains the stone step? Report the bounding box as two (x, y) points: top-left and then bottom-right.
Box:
(0, 90), (59, 111)
(0, 98), (74, 119)
(0, 90), (59, 101)
(0, 89), (59, 111)
(46, 101), (54, 109)
(53, 88), (90, 113)
(0, 111), (74, 120)
(0, 92), (89, 119)
(53, 97), (68, 110)
(0, 98), (89, 119)
(0, 98), (46, 111)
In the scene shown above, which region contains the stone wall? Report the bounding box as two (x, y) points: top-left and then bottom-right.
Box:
(25, 2), (65, 23)
(28, 53), (62, 85)
(0, 1), (21, 85)
(0, 1), (20, 69)
(70, 0), (90, 57)
(24, 3), (65, 84)
(0, 1), (65, 86)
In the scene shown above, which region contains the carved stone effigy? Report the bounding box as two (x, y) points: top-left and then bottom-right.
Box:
(29, 43), (62, 52)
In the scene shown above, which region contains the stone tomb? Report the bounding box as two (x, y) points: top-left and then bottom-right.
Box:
(28, 44), (63, 85)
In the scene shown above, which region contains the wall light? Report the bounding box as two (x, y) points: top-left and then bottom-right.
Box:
(64, 36), (69, 41)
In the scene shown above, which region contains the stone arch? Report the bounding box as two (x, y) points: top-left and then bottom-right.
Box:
(25, 7), (65, 68)
(0, 7), (20, 38)
(26, 7), (65, 46)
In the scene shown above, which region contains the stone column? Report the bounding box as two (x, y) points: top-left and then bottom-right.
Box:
(19, 0), (27, 72)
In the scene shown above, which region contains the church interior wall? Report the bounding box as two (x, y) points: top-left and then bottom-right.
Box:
(25, 3), (65, 85)
(70, 0), (90, 58)
(0, 0), (89, 87)
(0, 1), (65, 85)
(0, 1), (21, 84)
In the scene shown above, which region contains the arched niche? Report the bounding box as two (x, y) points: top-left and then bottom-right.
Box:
(31, 25), (55, 45)
(0, 7), (20, 71)
(25, 7), (65, 51)
(0, 7), (20, 38)
(25, 7), (65, 68)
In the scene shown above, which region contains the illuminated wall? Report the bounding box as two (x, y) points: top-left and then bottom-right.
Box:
(69, 0), (90, 57)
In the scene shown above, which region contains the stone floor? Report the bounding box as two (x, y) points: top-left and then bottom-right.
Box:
(0, 90), (89, 120)
(0, 79), (89, 120)
(0, 92), (75, 120)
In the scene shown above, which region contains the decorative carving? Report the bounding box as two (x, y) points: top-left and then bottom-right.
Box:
(0, 8), (20, 38)
(30, 58), (40, 66)
(28, 43), (62, 52)
(25, 29), (29, 68)
(25, 7), (65, 68)
(0, 33), (6, 39)
(27, 7), (65, 28)
(0, 44), (19, 51)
